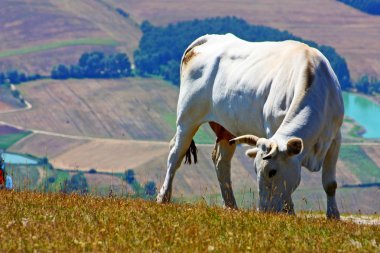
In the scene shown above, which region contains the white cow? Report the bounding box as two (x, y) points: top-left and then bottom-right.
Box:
(157, 34), (344, 219)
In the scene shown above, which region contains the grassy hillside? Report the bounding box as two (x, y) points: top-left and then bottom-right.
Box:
(0, 191), (379, 252)
(2, 77), (379, 213)
(0, 0), (141, 75)
(113, 0), (380, 80)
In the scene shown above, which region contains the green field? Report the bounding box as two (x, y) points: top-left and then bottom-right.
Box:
(339, 145), (380, 182)
(0, 191), (378, 252)
(0, 131), (31, 149)
(0, 38), (119, 59)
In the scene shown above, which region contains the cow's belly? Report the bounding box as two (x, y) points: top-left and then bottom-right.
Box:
(209, 95), (268, 138)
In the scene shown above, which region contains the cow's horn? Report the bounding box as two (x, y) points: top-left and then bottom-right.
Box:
(229, 135), (260, 146)
(263, 142), (279, 160)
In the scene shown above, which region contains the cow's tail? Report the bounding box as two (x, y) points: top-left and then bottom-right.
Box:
(184, 139), (198, 165)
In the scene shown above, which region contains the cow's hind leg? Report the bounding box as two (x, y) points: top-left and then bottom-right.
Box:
(210, 122), (237, 209)
(157, 124), (198, 203)
(322, 132), (341, 219)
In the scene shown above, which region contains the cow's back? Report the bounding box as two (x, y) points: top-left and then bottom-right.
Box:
(179, 34), (343, 171)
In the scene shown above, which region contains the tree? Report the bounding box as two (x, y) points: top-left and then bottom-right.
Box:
(108, 53), (132, 77)
(134, 17), (351, 89)
(0, 73), (6, 85)
(144, 181), (157, 196)
(68, 172), (88, 194)
(337, 0), (380, 15)
(51, 64), (70, 79)
(7, 70), (21, 84)
(79, 51), (106, 78)
(69, 65), (84, 78)
(124, 169), (136, 184)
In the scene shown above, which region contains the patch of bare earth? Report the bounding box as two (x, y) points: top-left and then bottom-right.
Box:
(9, 133), (88, 158)
(52, 139), (169, 172)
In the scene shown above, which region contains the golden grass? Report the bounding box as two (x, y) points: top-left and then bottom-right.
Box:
(1, 191), (379, 252)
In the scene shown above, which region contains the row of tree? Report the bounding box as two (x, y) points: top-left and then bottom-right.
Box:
(354, 76), (380, 94)
(51, 52), (132, 79)
(60, 172), (89, 194)
(0, 51), (132, 86)
(0, 70), (41, 85)
(134, 17), (351, 90)
(337, 0), (380, 15)
(124, 169), (157, 198)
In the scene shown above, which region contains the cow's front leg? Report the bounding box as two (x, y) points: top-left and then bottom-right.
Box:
(212, 139), (237, 209)
(322, 133), (341, 219)
(157, 125), (198, 203)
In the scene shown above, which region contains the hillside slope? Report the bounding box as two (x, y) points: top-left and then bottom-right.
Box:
(113, 0), (380, 80)
(2, 78), (379, 213)
(0, 0), (141, 74)
(1, 191), (379, 252)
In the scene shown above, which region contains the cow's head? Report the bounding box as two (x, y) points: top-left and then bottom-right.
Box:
(230, 135), (303, 213)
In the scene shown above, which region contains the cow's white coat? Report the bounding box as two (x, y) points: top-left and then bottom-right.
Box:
(157, 34), (344, 219)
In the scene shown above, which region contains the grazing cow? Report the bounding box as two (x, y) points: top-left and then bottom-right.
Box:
(157, 34), (344, 219)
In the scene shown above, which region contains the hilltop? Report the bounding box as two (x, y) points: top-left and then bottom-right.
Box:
(1, 191), (379, 252)
(2, 0), (380, 80)
(0, 0), (141, 74)
(115, 0), (380, 80)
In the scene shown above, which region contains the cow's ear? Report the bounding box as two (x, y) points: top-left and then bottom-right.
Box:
(286, 138), (303, 156)
(245, 148), (258, 158)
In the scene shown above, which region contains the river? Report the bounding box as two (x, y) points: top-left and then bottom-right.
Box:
(343, 92), (380, 138)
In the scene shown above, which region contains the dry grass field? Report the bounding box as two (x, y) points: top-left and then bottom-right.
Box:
(0, 191), (379, 252)
(114, 0), (380, 80)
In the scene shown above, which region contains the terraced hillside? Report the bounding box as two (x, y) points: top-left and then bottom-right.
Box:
(0, 0), (141, 74)
(0, 78), (179, 140)
(112, 0), (380, 80)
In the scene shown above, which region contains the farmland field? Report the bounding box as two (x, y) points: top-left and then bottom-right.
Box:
(0, 78), (214, 141)
(0, 38), (118, 59)
(0, 0), (141, 74)
(0, 124), (31, 149)
(2, 1), (380, 80)
(113, 0), (380, 80)
(0, 191), (379, 252)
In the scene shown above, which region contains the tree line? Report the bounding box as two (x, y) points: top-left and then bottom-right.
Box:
(337, 0), (380, 15)
(0, 70), (41, 86)
(134, 16), (352, 90)
(354, 76), (380, 94)
(0, 51), (132, 86)
(51, 51), (132, 79)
